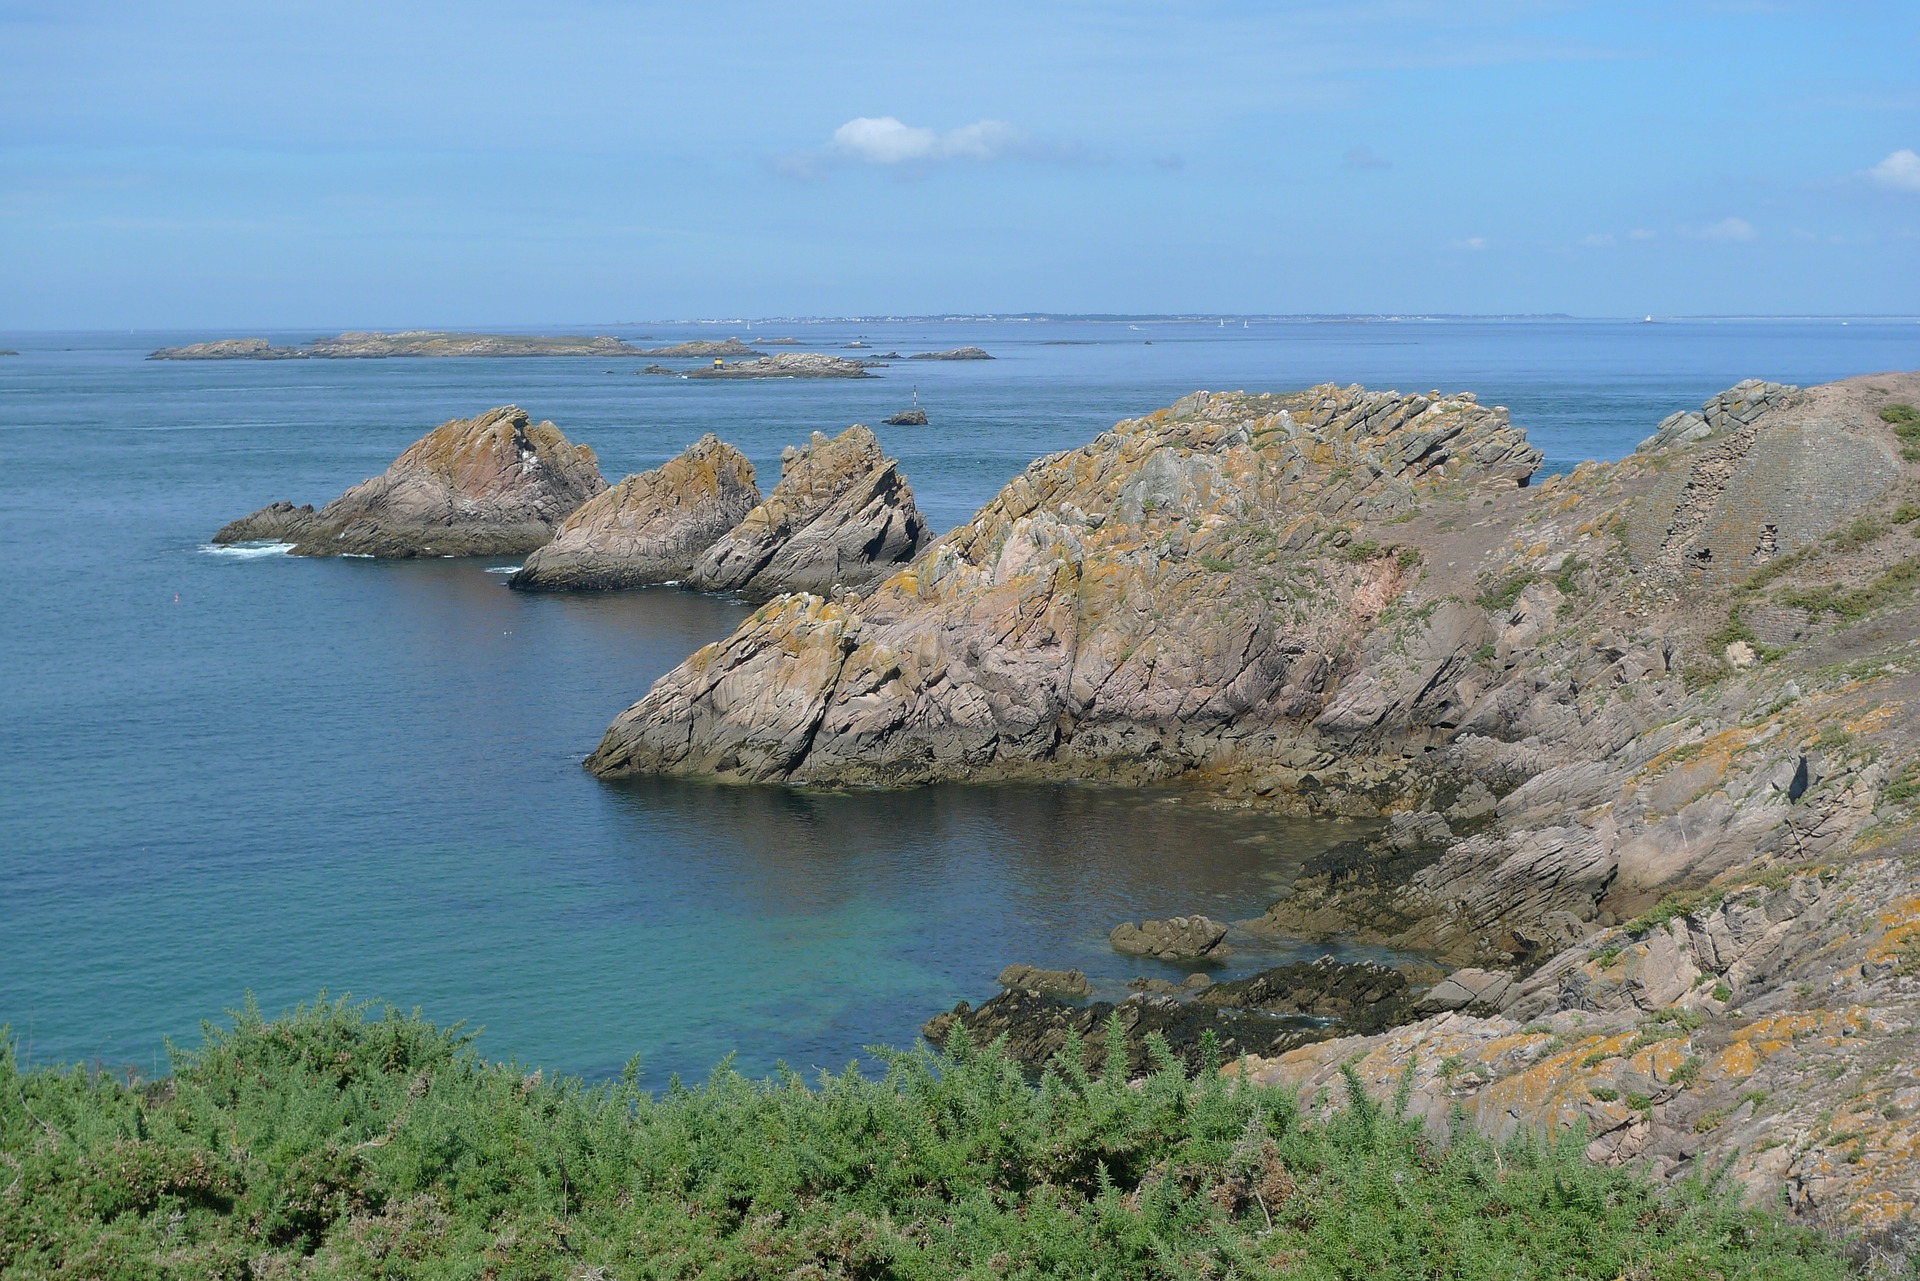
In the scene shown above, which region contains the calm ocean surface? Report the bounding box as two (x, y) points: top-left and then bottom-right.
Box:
(3, 318), (1915, 1081)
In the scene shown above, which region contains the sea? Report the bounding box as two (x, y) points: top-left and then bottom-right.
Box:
(3, 317), (1916, 1083)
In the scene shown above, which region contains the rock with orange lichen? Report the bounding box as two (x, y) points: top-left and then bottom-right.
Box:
(685, 424), (931, 601)
(216, 406), (606, 557)
(592, 385), (1539, 785)
(1234, 862), (1920, 1231)
(510, 435), (759, 590)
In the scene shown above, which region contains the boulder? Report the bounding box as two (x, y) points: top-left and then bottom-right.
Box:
(1109, 915), (1229, 961)
(996, 964), (1092, 998)
(686, 424), (930, 599)
(510, 435), (759, 591)
(883, 409), (929, 426)
(217, 406), (605, 558)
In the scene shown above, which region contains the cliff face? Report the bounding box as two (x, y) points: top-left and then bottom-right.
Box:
(588, 385), (1539, 783)
(215, 405), (606, 557)
(509, 435), (760, 591)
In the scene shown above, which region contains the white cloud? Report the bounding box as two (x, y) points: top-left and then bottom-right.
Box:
(1867, 149), (1920, 192)
(1581, 233), (1615, 247)
(1450, 236), (1489, 251)
(1693, 216), (1757, 242)
(828, 116), (1027, 165)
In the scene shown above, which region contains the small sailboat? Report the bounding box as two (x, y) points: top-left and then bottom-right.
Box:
(1641, 315), (1656, 324)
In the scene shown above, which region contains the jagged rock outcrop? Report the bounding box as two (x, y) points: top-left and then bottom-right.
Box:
(509, 436), (759, 591)
(1108, 915), (1229, 960)
(883, 409), (928, 426)
(216, 406), (605, 557)
(909, 347), (993, 360)
(589, 384), (1540, 783)
(683, 424), (930, 600)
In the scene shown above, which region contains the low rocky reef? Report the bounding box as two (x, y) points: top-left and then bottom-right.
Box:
(633, 339), (765, 358)
(883, 409), (929, 426)
(644, 353), (879, 380)
(909, 347), (994, 360)
(215, 405), (607, 557)
(587, 371), (1920, 1228)
(153, 331), (651, 360)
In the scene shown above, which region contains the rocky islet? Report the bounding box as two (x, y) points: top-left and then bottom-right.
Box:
(215, 405), (607, 557)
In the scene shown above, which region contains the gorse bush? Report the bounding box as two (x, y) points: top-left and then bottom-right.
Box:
(0, 997), (1863, 1279)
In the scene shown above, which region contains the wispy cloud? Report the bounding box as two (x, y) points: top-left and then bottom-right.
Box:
(778, 116), (1071, 179)
(1866, 148), (1920, 193)
(1687, 216), (1757, 241)
(1342, 144), (1390, 170)
(1450, 236), (1489, 251)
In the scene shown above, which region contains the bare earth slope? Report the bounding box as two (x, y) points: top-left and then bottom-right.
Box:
(215, 405), (606, 557)
(589, 372), (1920, 1231)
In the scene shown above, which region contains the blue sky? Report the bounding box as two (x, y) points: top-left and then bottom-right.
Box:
(2, 1), (1916, 327)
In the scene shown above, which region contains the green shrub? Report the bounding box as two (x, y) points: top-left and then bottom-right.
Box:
(0, 997), (1860, 1279)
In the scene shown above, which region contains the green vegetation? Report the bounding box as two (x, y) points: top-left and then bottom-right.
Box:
(1475, 571), (1534, 615)
(1883, 403), (1920, 462)
(1777, 557), (1920, 621)
(0, 998), (1862, 1280)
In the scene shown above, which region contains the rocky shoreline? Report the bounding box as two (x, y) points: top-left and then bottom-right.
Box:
(582, 370), (1920, 1230)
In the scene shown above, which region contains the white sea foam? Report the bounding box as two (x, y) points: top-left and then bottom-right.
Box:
(485, 565), (522, 574)
(198, 541), (293, 559)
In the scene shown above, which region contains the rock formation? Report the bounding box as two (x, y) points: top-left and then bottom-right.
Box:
(665, 353), (878, 380)
(215, 405), (606, 557)
(909, 347), (993, 360)
(509, 436), (760, 591)
(883, 409), (929, 426)
(590, 371), (1920, 1228)
(996, 964), (1092, 998)
(588, 383), (1539, 784)
(154, 332), (647, 359)
(682, 424), (931, 600)
(1108, 915), (1229, 960)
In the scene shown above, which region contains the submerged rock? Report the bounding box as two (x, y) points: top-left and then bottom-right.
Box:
(510, 436), (759, 591)
(217, 406), (605, 557)
(685, 424), (930, 600)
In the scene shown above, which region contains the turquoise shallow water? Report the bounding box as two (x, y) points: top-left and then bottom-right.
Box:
(2, 318), (1915, 1080)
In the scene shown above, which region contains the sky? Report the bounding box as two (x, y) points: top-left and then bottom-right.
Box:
(2, 0), (1917, 327)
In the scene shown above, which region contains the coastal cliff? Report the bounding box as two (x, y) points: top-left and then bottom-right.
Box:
(215, 405), (606, 556)
(588, 372), (1920, 1228)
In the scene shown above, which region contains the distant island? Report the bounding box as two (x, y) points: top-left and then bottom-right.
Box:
(632, 338), (765, 358)
(644, 353), (879, 380)
(149, 331), (651, 360)
(909, 347), (993, 360)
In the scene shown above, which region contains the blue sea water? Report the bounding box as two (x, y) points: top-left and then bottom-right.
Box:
(2, 318), (1915, 1082)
